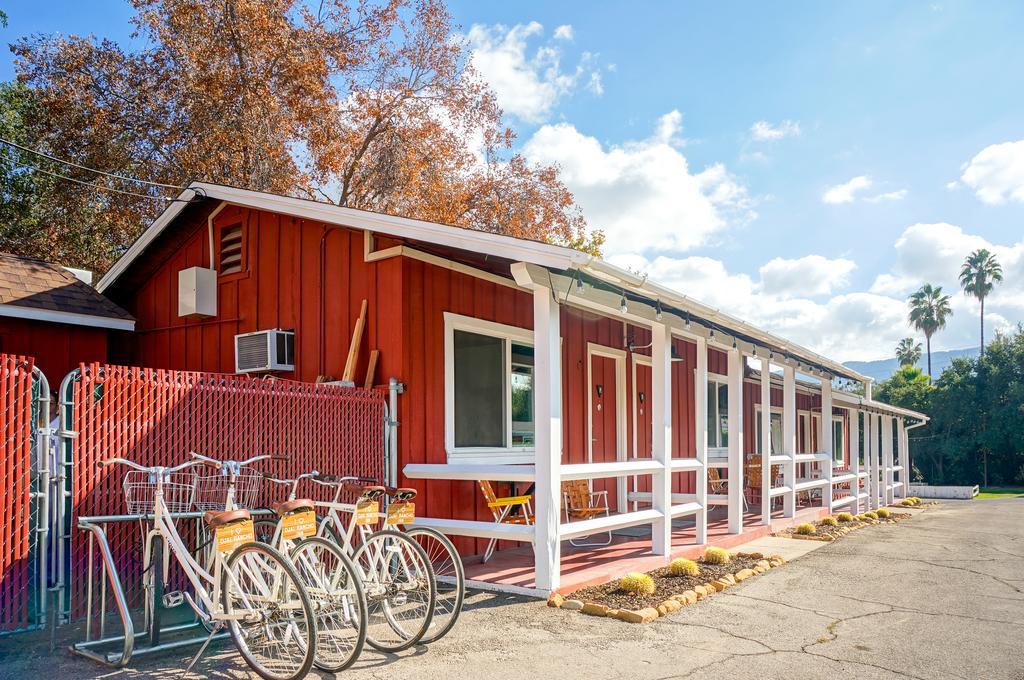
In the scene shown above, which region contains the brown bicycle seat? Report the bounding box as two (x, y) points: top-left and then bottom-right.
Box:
(203, 508), (251, 527)
(390, 487), (417, 501)
(341, 481), (386, 499)
(274, 498), (315, 516)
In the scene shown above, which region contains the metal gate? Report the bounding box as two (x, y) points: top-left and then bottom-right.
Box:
(55, 363), (388, 622)
(0, 354), (51, 634)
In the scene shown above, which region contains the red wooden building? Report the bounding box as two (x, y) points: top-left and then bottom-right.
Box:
(98, 182), (925, 595)
(0, 253), (133, 387)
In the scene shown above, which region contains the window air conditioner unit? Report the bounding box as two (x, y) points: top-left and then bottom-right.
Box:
(234, 329), (295, 374)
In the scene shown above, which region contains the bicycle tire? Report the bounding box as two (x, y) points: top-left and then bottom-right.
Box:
(221, 542), (317, 680)
(404, 526), (465, 643)
(290, 536), (368, 672)
(353, 529), (435, 652)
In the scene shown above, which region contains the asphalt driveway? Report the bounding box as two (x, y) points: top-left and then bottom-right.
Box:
(3, 498), (1022, 679)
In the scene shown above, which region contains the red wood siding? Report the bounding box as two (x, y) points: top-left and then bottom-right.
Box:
(0, 317), (108, 387)
(112, 205), (404, 384)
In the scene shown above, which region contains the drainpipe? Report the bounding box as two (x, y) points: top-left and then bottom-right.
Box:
(387, 378), (404, 487)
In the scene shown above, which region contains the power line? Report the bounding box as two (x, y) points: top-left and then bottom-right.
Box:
(0, 137), (187, 191)
(4, 155), (200, 204)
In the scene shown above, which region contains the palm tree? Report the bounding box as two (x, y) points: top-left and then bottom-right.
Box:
(959, 249), (1003, 356)
(908, 284), (952, 382)
(894, 337), (922, 367)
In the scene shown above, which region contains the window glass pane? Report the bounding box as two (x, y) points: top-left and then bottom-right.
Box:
(706, 382), (717, 447)
(833, 419), (844, 462)
(510, 343), (534, 447)
(717, 383), (729, 447)
(453, 330), (505, 447)
(770, 413), (783, 455)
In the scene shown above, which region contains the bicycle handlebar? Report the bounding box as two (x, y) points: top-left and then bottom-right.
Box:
(98, 457), (207, 474)
(265, 470), (320, 486)
(190, 451), (272, 469)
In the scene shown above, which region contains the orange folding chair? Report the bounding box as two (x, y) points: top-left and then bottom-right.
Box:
(561, 479), (611, 547)
(478, 480), (534, 562)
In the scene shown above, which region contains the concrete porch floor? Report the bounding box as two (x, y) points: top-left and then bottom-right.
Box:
(463, 503), (831, 595)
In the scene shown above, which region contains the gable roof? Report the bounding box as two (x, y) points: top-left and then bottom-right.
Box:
(0, 253), (134, 331)
(97, 181), (871, 384)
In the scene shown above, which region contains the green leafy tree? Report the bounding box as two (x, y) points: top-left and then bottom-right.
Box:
(908, 284), (952, 383)
(876, 366), (933, 478)
(894, 337), (922, 367)
(959, 249), (1003, 356)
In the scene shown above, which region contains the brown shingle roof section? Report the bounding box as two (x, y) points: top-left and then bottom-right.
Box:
(0, 253), (134, 322)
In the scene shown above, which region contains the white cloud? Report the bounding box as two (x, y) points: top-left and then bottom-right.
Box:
(522, 111), (754, 256)
(553, 24), (574, 40)
(864, 189), (907, 202)
(465, 22), (600, 123)
(759, 255), (856, 297)
(959, 139), (1024, 204)
(822, 175), (872, 204)
(750, 120), (801, 141)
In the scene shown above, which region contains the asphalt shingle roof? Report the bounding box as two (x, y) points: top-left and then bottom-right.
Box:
(0, 253), (134, 322)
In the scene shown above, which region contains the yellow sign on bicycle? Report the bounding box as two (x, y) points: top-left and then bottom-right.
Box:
(281, 510), (317, 540)
(355, 499), (379, 525)
(216, 519), (255, 553)
(385, 502), (415, 526)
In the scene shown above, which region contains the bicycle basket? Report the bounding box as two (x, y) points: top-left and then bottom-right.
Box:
(194, 468), (264, 511)
(122, 470), (197, 514)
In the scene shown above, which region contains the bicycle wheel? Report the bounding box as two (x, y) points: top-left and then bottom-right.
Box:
(289, 536), (368, 672)
(405, 527), (465, 643)
(353, 529), (435, 652)
(221, 542), (317, 680)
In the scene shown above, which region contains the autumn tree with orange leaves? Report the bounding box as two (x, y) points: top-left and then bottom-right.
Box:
(5, 0), (601, 272)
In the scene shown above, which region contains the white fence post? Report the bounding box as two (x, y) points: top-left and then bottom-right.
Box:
(850, 409), (861, 512)
(782, 365), (797, 517)
(882, 415), (894, 506)
(821, 376), (834, 513)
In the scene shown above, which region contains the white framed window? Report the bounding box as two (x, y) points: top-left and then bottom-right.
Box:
(755, 405), (783, 455)
(798, 411), (811, 453)
(811, 413), (821, 453)
(706, 375), (729, 454)
(832, 415), (845, 465)
(444, 312), (535, 463)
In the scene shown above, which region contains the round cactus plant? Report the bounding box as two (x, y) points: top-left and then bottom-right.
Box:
(820, 516), (838, 527)
(619, 572), (656, 595)
(702, 546), (730, 564)
(836, 512), (854, 522)
(795, 523), (817, 535)
(875, 507), (891, 518)
(668, 558), (700, 577)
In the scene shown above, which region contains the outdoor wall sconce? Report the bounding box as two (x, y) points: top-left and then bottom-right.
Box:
(596, 384), (604, 398)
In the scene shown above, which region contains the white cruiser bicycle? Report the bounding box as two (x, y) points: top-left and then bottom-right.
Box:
(102, 456), (317, 680)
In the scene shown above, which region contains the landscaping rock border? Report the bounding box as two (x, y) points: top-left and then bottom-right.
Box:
(547, 553), (787, 624)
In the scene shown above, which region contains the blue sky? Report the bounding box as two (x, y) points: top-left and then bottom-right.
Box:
(2, 1), (1023, 361)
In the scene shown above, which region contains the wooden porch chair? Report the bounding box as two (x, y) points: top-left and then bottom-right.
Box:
(478, 480), (534, 563)
(561, 479), (611, 547)
(708, 467), (748, 511)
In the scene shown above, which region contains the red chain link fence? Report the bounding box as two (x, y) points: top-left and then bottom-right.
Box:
(0, 354), (44, 634)
(67, 363), (387, 618)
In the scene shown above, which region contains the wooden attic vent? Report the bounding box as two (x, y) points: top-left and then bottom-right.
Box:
(219, 223), (244, 275)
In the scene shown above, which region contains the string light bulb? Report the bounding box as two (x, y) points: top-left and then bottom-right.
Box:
(575, 274), (585, 293)
(619, 293), (628, 315)
(655, 299), (663, 322)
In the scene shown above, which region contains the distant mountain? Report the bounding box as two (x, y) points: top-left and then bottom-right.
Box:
(844, 347), (980, 384)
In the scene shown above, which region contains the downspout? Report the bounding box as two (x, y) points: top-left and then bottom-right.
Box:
(387, 378), (404, 487)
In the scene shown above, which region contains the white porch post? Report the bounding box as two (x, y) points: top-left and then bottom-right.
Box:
(727, 348), (744, 534)
(850, 409), (861, 512)
(760, 357), (772, 525)
(531, 286), (562, 593)
(782, 365), (797, 517)
(694, 337), (709, 544)
(882, 415), (894, 506)
(650, 323), (673, 554)
(896, 418), (907, 499)
(821, 377), (834, 513)
(867, 414), (878, 510)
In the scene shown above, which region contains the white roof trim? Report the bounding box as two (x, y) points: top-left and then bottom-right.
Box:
(0, 303), (135, 331)
(98, 183), (587, 292)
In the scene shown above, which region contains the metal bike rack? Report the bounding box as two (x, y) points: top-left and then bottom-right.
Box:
(69, 510), (277, 667)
